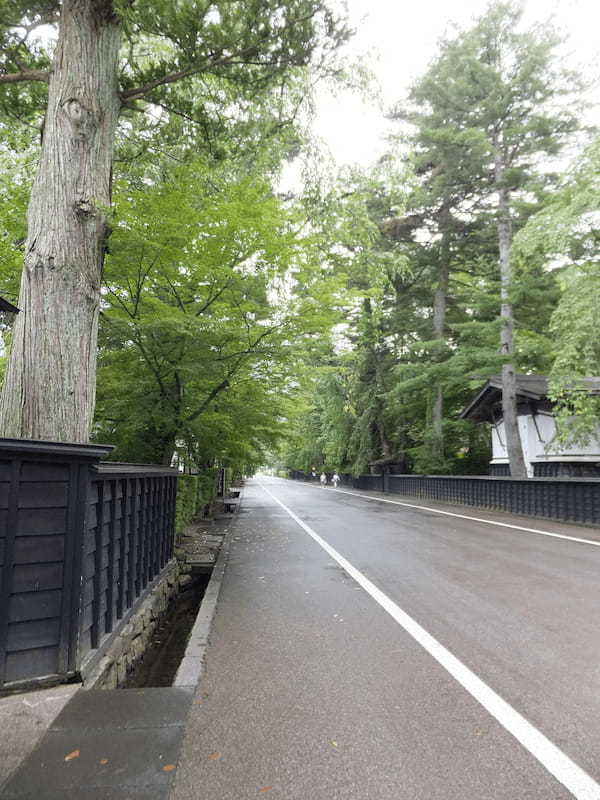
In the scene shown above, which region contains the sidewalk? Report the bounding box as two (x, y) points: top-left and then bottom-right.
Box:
(1, 686), (194, 799)
(0, 683), (79, 789)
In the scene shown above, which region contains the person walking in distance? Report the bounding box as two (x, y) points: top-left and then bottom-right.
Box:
(320, 472), (327, 487)
(332, 471), (340, 488)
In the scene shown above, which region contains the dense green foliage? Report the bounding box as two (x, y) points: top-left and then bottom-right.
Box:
(0, 0), (351, 480)
(513, 138), (600, 444)
(175, 469), (219, 533)
(0, 1), (597, 484)
(95, 156), (345, 468)
(280, 2), (597, 478)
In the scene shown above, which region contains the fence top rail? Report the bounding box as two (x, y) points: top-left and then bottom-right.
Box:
(0, 437), (113, 460)
(386, 473), (600, 484)
(93, 462), (179, 479)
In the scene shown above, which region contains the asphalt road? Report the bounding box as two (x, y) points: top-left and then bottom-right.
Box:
(171, 477), (600, 800)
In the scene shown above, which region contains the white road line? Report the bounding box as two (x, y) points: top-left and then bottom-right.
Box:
(288, 479), (600, 548)
(259, 481), (600, 800)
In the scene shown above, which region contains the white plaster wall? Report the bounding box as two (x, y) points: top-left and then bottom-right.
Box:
(490, 423), (506, 461)
(489, 414), (600, 470)
(531, 414), (600, 460)
(520, 415), (533, 475)
(490, 419), (531, 461)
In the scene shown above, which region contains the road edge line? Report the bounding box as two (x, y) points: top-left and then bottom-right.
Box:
(259, 480), (600, 800)
(285, 479), (600, 548)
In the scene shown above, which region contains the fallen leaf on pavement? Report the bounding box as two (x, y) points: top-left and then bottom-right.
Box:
(258, 787), (272, 793)
(99, 759), (108, 765)
(208, 752), (222, 760)
(163, 764), (177, 772)
(64, 750), (80, 762)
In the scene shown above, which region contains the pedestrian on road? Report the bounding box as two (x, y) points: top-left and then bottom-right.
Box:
(320, 472), (327, 487)
(332, 471), (340, 488)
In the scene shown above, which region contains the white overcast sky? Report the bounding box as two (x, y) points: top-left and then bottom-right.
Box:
(310, 0), (600, 169)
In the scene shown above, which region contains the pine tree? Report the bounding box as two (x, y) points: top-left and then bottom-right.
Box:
(394, 1), (582, 476)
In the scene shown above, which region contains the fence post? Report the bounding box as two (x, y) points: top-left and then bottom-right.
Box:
(0, 438), (112, 690)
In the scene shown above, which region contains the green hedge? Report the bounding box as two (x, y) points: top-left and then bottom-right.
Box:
(197, 469), (218, 511)
(175, 469), (218, 534)
(175, 475), (199, 534)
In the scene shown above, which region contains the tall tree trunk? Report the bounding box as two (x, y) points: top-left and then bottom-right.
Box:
(376, 417), (392, 460)
(494, 144), (528, 478)
(373, 354), (391, 461)
(431, 212), (450, 465)
(0, 0), (121, 442)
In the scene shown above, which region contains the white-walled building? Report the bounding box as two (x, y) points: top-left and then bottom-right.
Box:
(461, 375), (600, 477)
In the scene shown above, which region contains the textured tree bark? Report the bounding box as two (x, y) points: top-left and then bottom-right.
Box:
(431, 215), (450, 466)
(494, 146), (528, 479)
(0, 0), (121, 442)
(376, 418), (392, 460)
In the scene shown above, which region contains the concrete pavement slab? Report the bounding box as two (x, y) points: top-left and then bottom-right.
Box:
(50, 687), (194, 730)
(6, 788), (168, 800)
(0, 682), (79, 789)
(2, 726), (183, 796)
(2, 687), (194, 799)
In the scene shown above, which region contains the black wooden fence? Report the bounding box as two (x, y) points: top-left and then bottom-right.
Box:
(81, 463), (177, 665)
(0, 439), (177, 691)
(383, 475), (600, 525)
(289, 470), (600, 526)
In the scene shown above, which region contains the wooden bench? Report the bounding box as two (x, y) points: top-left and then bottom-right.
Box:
(222, 496), (240, 513)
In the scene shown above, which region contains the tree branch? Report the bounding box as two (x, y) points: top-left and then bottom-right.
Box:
(121, 2), (325, 103)
(163, 276), (187, 313)
(195, 279), (234, 316)
(121, 66), (208, 101)
(185, 324), (281, 423)
(186, 377), (231, 423)
(0, 70), (50, 85)
(120, 38), (272, 101)
(132, 335), (170, 400)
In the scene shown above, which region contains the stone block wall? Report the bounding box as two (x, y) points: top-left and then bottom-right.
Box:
(83, 561), (187, 690)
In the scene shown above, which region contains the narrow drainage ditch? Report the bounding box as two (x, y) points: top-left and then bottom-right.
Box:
(122, 572), (211, 688)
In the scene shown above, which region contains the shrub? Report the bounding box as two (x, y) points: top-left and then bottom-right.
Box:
(175, 468), (220, 534)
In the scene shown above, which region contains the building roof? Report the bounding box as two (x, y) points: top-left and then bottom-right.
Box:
(460, 374), (600, 423)
(0, 296), (20, 314)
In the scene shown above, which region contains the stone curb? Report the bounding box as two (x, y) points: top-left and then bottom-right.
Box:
(83, 561), (182, 690)
(173, 527), (232, 688)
